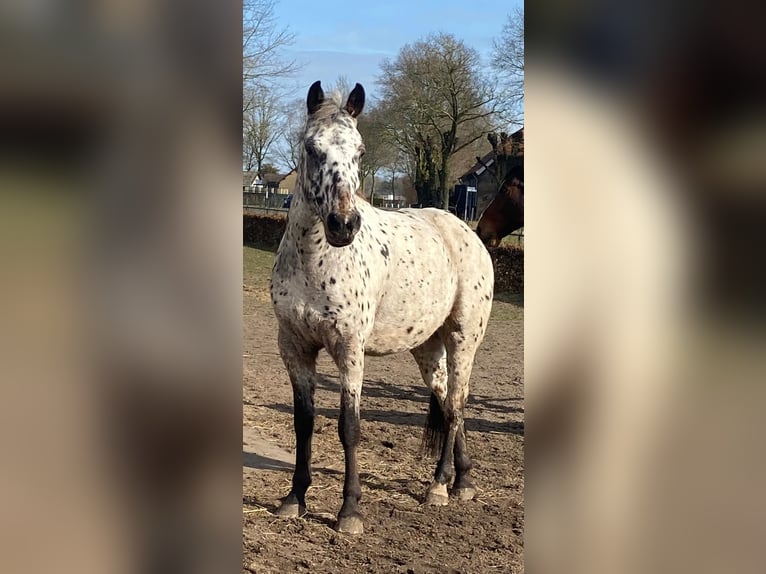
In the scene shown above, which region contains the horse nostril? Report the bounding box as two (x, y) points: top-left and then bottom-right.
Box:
(348, 212), (361, 233)
(327, 212), (343, 233)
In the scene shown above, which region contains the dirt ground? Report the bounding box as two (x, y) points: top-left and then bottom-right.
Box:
(243, 245), (524, 574)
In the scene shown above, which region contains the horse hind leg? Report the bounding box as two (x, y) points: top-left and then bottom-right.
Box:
(410, 334), (452, 506)
(451, 416), (475, 500)
(433, 320), (484, 504)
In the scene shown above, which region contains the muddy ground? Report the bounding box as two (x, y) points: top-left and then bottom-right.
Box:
(243, 245), (524, 573)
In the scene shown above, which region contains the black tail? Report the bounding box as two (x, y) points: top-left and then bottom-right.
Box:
(421, 393), (446, 457)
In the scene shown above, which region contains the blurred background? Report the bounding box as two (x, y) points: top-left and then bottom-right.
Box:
(525, 1), (766, 573)
(0, 0), (764, 573)
(0, 1), (241, 573)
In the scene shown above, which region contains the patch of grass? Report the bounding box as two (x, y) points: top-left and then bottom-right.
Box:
(500, 233), (524, 248)
(491, 291), (524, 322)
(244, 245), (276, 292)
(490, 297), (524, 322)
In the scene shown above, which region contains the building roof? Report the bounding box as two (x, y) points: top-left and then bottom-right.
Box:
(459, 127), (524, 182)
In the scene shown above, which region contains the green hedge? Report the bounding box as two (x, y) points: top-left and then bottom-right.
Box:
(244, 213), (523, 294)
(243, 213), (286, 246)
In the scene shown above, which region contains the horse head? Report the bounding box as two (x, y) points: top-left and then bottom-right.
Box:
(301, 81), (366, 247)
(476, 166), (524, 248)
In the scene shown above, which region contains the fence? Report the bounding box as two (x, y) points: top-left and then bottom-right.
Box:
(243, 191), (291, 210)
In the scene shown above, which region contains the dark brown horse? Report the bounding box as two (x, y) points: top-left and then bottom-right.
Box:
(475, 165), (524, 247)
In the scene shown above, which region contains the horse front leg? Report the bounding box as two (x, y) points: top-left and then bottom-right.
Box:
(333, 342), (365, 534)
(275, 329), (318, 518)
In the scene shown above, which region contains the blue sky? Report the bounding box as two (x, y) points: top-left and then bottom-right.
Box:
(272, 0), (523, 102)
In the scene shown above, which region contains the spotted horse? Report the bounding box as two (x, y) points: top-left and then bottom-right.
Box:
(270, 80), (494, 534)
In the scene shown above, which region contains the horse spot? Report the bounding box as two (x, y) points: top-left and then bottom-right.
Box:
(407, 326), (414, 334)
(330, 277), (336, 284)
(381, 245), (389, 258)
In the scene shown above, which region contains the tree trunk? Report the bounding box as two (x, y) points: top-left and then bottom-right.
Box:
(369, 172), (376, 203)
(438, 160), (449, 210)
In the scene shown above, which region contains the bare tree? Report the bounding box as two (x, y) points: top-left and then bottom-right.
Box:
(243, 0), (298, 112)
(328, 75), (353, 98)
(492, 8), (524, 126)
(378, 33), (499, 209)
(243, 87), (283, 180)
(356, 104), (397, 201)
(272, 97), (306, 173)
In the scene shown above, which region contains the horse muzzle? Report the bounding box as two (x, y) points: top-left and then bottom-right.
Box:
(325, 210), (361, 247)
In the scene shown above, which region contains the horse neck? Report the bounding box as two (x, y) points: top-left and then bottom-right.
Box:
(284, 174), (326, 252)
(497, 186), (524, 235)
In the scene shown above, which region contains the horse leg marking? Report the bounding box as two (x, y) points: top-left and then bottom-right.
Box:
(275, 329), (317, 518)
(333, 345), (365, 534)
(427, 326), (480, 505)
(451, 422), (476, 500)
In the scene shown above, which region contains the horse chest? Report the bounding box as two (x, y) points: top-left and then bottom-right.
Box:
(272, 258), (378, 344)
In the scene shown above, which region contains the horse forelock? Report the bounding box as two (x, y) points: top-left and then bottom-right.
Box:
(309, 91), (345, 124)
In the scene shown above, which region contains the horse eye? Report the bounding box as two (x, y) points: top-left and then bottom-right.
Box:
(359, 148), (366, 158)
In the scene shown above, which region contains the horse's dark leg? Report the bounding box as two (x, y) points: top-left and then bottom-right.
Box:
(452, 420), (476, 500)
(336, 386), (363, 533)
(426, 409), (459, 505)
(331, 342), (365, 534)
(275, 329), (318, 518)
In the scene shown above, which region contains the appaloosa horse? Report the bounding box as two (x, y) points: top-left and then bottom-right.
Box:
(270, 81), (494, 534)
(475, 165), (524, 247)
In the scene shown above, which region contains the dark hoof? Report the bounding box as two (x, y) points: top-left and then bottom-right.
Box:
(335, 512), (364, 535)
(451, 486), (477, 501)
(425, 483), (449, 506)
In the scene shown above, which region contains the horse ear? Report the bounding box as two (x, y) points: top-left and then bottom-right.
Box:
(307, 81), (324, 115)
(345, 83), (365, 118)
